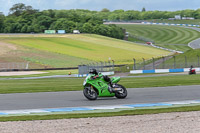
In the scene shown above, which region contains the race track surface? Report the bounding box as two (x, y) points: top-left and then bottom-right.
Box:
(0, 85), (200, 110)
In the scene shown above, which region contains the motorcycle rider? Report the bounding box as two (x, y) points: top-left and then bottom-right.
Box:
(89, 68), (113, 92)
(189, 65), (196, 75)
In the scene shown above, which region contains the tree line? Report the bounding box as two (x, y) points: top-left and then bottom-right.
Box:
(0, 3), (200, 39)
(0, 3), (124, 39)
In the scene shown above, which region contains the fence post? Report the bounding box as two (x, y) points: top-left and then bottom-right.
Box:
(26, 62), (29, 69)
(100, 61), (103, 72)
(112, 60), (115, 71)
(106, 62), (108, 72)
(152, 57), (155, 69)
(143, 58), (145, 70)
(104, 61), (107, 72)
(185, 56), (187, 68)
(162, 57), (165, 69)
(173, 56), (176, 69)
(197, 55), (200, 67)
(12, 63), (14, 69)
(108, 61), (111, 71)
(96, 62), (99, 72)
(133, 58), (136, 70)
(8, 63), (10, 69)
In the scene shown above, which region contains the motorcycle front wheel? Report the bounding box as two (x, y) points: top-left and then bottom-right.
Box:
(83, 87), (98, 100)
(115, 84), (127, 99)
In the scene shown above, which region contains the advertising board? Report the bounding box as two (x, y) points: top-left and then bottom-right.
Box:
(44, 30), (56, 34)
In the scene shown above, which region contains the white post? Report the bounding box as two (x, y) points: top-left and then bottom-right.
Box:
(26, 62), (29, 69)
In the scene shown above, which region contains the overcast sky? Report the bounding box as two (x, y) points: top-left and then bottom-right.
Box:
(0, 0), (199, 15)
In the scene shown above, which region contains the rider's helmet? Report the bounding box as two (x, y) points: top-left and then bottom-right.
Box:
(89, 68), (98, 75)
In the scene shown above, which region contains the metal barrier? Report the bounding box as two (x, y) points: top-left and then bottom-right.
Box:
(0, 62), (29, 70)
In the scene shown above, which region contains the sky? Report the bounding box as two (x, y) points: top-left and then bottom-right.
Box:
(0, 0), (199, 15)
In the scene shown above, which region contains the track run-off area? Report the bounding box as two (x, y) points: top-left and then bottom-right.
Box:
(0, 85), (200, 116)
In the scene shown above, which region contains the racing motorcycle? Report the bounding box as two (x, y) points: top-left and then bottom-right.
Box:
(189, 67), (196, 75)
(83, 72), (127, 100)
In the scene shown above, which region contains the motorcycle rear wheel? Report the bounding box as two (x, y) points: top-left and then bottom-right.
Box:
(83, 87), (98, 100)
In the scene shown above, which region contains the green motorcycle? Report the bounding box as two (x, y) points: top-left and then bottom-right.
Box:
(83, 73), (127, 100)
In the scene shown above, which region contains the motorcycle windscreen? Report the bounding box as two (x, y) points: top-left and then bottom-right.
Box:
(111, 77), (120, 83)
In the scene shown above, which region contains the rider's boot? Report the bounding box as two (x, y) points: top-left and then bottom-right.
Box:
(108, 81), (113, 93)
(108, 86), (112, 93)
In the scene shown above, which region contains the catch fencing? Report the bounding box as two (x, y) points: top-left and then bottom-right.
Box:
(78, 55), (200, 74)
(78, 61), (115, 75)
(112, 55), (200, 73)
(0, 62), (29, 71)
(132, 55), (200, 70)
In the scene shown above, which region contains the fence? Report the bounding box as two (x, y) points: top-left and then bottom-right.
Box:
(132, 55), (200, 70)
(1, 55), (199, 73)
(78, 55), (200, 74)
(0, 62), (29, 71)
(78, 61), (115, 75)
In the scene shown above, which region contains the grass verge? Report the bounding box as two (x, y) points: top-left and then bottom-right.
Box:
(0, 34), (170, 66)
(0, 74), (200, 93)
(1, 105), (200, 121)
(117, 24), (200, 52)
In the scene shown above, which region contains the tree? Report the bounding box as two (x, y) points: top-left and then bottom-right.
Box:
(194, 9), (200, 19)
(3, 17), (16, 33)
(9, 3), (26, 16)
(108, 13), (120, 21)
(9, 3), (37, 16)
(181, 9), (194, 17)
(142, 7), (146, 12)
(50, 18), (76, 33)
(35, 15), (53, 29)
(0, 12), (5, 32)
(24, 6), (38, 14)
(140, 11), (153, 20)
(47, 9), (55, 18)
(82, 23), (93, 33)
(21, 25), (28, 33)
(101, 8), (110, 12)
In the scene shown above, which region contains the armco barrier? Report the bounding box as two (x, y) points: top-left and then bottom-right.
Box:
(130, 68), (200, 74)
(142, 22), (200, 27)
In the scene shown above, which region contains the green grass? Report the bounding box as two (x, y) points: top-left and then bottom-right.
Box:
(0, 78), (83, 93)
(156, 44), (192, 52)
(1, 74), (200, 94)
(117, 24), (200, 52)
(0, 34), (170, 67)
(20, 49), (92, 68)
(1, 105), (200, 121)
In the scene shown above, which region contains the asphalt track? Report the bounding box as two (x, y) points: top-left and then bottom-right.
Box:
(187, 27), (200, 49)
(0, 85), (200, 110)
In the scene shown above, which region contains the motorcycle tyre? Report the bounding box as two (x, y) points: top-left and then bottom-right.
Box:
(115, 84), (127, 99)
(83, 87), (98, 100)
(189, 71), (196, 75)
